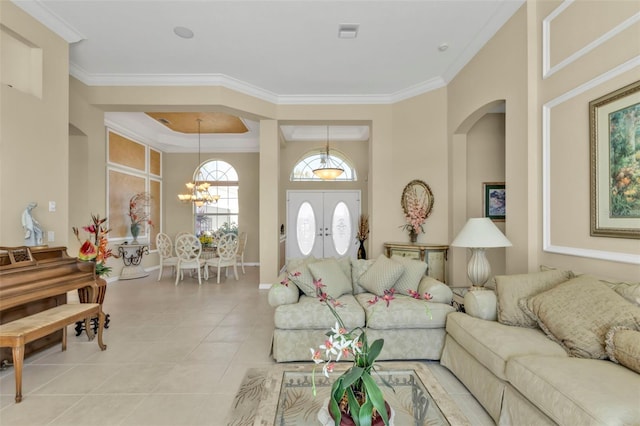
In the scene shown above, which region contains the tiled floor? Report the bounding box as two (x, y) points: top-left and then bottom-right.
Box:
(0, 267), (493, 425)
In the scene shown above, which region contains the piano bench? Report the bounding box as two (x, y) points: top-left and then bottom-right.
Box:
(0, 303), (107, 403)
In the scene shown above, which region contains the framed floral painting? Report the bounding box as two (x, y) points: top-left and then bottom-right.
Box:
(483, 182), (505, 222)
(589, 80), (640, 239)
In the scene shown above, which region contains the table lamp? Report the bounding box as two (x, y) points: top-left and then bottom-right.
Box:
(451, 218), (512, 287)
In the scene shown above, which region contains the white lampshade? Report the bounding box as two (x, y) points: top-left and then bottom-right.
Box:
(451, 218), (512, 248)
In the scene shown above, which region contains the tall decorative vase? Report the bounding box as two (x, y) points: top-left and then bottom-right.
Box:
(130, 223), (140, 244)
(409, 229), (418, 243)
(357, 239), (367, 260)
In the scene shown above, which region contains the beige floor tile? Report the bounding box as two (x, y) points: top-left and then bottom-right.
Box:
(93, 363), (173, 394)
(193, 392), (236, 426)
(0, 364), (73, 396)
(32, 364), (119, 395)
(49, 394), (145, 425)
(184, 341), (242, 364)
(0, 395), (80, 425)
(152, 363), (227, 394)
(119, 394), (209, 426)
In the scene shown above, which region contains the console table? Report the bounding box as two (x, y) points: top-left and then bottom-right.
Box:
(383, 242), (448, 284)
(117, 243), (149, 280)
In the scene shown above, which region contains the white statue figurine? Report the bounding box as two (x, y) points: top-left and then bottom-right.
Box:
(22, 202), (44, 246)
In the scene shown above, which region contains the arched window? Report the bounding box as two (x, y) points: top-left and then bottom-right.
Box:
(194, 160), (239, 235)
(290, 149), (357, 181)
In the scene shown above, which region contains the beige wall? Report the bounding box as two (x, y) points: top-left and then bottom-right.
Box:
(1, 2), (69, 247)
(447, 4), (531, 285)
(391, 88), (449, 246)
(4, 0), (638, 286)
(466, 113), (507, 280)
(536, 0), (640, 280)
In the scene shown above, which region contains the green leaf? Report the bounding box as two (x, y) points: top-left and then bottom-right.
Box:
(330, 378), (344, 425)
(357, 397), (374, 426)
(340, 366), (364, 388)
(367, 338), (384, 362)
(362, 372), (389, 425)
(346, 387), (361, 426)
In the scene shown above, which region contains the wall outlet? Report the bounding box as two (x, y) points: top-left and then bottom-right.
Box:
(49, 201), (56, 212)
(47, 231), (54, 242)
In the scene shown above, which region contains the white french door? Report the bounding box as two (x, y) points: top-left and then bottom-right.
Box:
(286, 191), (360, 260)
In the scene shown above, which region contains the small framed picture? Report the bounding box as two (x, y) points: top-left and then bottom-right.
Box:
(483, 182), (506, 221)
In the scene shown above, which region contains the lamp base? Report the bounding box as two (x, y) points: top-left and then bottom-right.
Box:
(467, 248), (491, 287)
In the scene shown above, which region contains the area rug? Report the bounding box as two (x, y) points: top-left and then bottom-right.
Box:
(224, 368), (269, 426)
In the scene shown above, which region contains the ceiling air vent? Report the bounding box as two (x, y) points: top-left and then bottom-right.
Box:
(338, 24), (359, 39)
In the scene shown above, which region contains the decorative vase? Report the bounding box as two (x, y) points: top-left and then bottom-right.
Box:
(409, 229), (418, 243)
(357, 239), (367, 260)
(130, 223), (140, 244)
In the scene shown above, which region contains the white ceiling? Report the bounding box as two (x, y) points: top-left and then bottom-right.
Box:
(14, 0), (523, 151)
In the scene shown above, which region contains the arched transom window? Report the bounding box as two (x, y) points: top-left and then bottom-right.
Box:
(194, 160), (239, 235)
(290, 149), (357, 181)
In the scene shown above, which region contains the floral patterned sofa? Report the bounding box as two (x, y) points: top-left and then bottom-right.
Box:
(268, 254), (455, 362)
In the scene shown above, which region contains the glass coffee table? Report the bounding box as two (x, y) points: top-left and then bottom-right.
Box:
(253, 362), (470, 425)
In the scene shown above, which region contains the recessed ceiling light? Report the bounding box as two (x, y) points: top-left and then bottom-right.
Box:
(338, 24), (359, 39)
(174, 26), (194, 39)
(438, 43), (449, 52)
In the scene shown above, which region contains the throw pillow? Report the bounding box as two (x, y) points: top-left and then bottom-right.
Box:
(601, 280), (640, 306)
(351, 258), (376, 294)
(495, 269), (573, 328)
(605, 326), (640, 374)
(308, 258), (353, 299)
(268, 282), (300, 307)
(521, 275), (640, 359)
(391, 255), (427, 296)
(359, 254), (404, 296)
(286, 257), (318, 297)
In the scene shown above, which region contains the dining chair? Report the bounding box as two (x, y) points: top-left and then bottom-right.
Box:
(174, 233), (205, 285)
(212, 229), (225, 246)
(236, 231), (248, 274)
(156, 232), (178, 281)
(205, 233), (239, 284)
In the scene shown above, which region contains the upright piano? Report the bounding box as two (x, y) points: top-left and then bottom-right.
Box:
(0, 246), (97, 364)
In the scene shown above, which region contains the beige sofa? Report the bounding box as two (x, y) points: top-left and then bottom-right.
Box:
(268, 255), (456, 362)
(441, 270), (640, 425)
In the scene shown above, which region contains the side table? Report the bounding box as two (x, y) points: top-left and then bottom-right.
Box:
(451, 288), (467, 312)
(75, 276), (110, 336)
(117, 243), (149, 280)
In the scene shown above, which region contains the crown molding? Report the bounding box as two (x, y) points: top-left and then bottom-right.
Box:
(104, 117), (260, 153)
(12, 0), (85, 43)
(72, 64), (449, 105)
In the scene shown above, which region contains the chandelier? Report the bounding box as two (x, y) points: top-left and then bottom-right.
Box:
(313, 126), (344, 180)
(177, 118), (220, 207)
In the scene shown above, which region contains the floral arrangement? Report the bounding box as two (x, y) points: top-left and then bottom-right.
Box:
(281, 271), (433, 426)
(401, 186), (430, 235)
(356, 214), (369, 242)
(73, 214), (113, 277)
(129, 192), (153, 228)
(199, 232), (214, 246)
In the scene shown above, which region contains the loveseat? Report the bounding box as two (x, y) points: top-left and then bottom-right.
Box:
(268, 254), (456, 362)
(440, 269), (640, 425)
